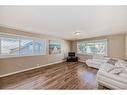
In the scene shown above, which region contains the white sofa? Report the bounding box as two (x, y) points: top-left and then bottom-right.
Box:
(97, 60), (127, 90)
(86, 56), (110, 69)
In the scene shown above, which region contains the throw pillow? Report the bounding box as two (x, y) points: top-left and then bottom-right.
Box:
(107, 58), (118, 65)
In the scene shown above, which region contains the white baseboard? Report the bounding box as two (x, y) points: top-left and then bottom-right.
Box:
(0, 60), (64, 78)
(79, 60), (86, 63)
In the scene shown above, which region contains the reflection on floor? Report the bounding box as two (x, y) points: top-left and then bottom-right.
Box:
(0, 62), (109, 90)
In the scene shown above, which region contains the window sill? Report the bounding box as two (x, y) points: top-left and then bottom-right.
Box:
(77, 53), (107, 56)
(0, 53), (46, 59)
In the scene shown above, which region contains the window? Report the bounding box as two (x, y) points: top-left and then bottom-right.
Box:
(34, 41), (45, 54)
(0, 33), (46, 58)
(20, 39), (34, 55)
(77, 39), (107, 56)
(1, 37), (19, 55)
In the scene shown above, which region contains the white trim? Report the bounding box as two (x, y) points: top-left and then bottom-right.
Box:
(0, 60), (64, 78)
(77, 39), (107, 43)
(0, 53), (46, 59)
(79, 60), (86, 63)
(0, 32), (44, 40)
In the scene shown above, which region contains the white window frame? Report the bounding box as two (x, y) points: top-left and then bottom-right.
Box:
(0, 32), (46, 59)
(77, 39), (108, 56)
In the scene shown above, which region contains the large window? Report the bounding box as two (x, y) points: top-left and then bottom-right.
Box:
(77, 39), (107, 56)
(0, 33), (46, 58)
(1, 37), (19, 55)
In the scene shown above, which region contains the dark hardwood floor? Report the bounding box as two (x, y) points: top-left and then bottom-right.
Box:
(0, 62), (109, 90)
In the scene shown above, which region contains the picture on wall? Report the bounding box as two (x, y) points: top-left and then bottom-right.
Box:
(49, 40), (61, 54)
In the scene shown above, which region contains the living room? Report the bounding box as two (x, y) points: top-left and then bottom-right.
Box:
(0, 5), (127, 92)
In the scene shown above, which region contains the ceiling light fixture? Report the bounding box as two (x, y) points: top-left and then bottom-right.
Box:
(74, 31), (80, 35)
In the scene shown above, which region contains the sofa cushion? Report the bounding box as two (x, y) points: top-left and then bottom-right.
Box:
(115, 60), (127, 72)
(119, 60), (127, 67)
(115, 61), (123, 68)
(115, 60), (125, 67)
(119, 72), (127, 79)
(99, 63), (114, 72)
(107, 58), (118, 65)
(108, 67), (125, 75)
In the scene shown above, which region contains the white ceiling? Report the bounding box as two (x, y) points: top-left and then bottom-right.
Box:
(0, 6), (127, 40)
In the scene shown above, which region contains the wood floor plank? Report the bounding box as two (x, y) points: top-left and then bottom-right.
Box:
(0, 62), (109, 90)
